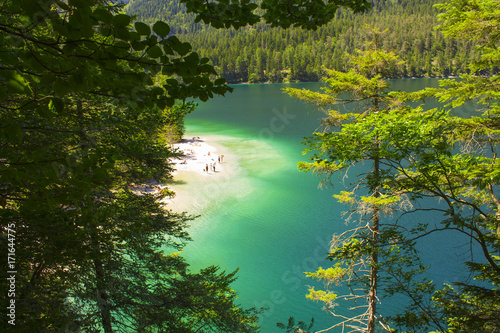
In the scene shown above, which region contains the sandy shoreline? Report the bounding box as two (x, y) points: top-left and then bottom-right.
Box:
(170, 136), (226, 175)
(162, 134), (246, 214)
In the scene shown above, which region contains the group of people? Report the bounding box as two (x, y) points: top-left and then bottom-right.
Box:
(172, 138), (227, 175)
(204, 163), (216, 173)
(204, 153), (224, 173)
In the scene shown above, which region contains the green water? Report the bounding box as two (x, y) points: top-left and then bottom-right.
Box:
(173, 80), (481, 332)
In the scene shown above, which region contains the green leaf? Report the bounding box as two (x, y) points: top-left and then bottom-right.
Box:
(145, 35), (158, 47)
(184, 52), (199, 66)
(199, 63), (217, 75)
(4, 123), (23, 143)
(55, 0), (69, 10)
(128, 31), (141, 42)
(147, 45), (163, 58)
(100, 25), (111, 36)
(131, 41), (146, 51)
(134, 22), (151, 36)
(113, 14), (131, 28)
(166, 79), (178, 87)
(199, 91), (208, 102)
(114, 41), (130, 49)
(50, 98), (65, 114)
(92, 7), (113, 24)
(153, 21), (170, 38)
(68, 0), (92, 8)
(166, 35), (180, 44)
(53, 79), (70, 96)
(37, 104), (54, 121)
(114, 27), (131, 40)
(168, 36), (191, 56)
(7, 79), (25, 94)
(176, 42), (192, 56)
(0, 86), (7, 102)
(214, 78), (226, 86)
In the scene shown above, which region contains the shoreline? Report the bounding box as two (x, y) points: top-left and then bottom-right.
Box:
(161, 130), (287, 216)
(162, 133), (246, 215)
(225, 75), (461, 85)
(170, 136), (226, 176)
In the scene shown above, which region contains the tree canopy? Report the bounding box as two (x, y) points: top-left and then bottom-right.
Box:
(285, 1), (500, 332)
(180, 0), (371, 30)
(0, 0), (259, 331)
(3, 0), (499, 332)
(125, 0), (491, 83)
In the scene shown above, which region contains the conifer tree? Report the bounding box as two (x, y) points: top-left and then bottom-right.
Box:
(284, 1), (500, 331)
(284, 32), (410, 332)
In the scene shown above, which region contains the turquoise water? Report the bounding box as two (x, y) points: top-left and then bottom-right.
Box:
(174, 80), (481, 332)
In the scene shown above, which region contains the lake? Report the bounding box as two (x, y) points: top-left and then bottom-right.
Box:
(171, 79), (480, 332)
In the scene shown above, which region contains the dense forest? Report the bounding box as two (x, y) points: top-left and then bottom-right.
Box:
(125, 0), (485, 83)
(2, 0), (499, 332)
(0, 1), (259, 331)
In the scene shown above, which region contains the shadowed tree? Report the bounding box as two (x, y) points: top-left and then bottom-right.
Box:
(0, 0), (259, 331)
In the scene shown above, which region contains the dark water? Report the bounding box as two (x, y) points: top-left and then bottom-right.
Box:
(178, 79), (481, 332)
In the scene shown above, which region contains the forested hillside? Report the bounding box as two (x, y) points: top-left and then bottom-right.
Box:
(125, 0), (486, 83)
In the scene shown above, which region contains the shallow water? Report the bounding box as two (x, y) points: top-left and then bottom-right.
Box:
(168, 80), (483, 332)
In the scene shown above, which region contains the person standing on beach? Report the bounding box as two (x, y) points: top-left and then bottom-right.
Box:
(205, 164), (208, 172)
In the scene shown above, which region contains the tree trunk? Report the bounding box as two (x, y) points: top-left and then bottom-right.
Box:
(90, 233), (113, 333)
(368, 201), (379, 333)
(94, 257), (113, 333)
(368, 133), (381, 333)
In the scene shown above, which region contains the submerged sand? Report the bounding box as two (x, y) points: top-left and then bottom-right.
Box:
(162, 131), (289, 221)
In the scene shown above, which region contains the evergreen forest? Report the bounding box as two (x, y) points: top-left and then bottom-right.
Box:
(125, 0), (490, 83)
(1, 0), (499, 332)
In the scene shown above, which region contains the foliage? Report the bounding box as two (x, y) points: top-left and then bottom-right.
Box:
(286, 40), (418, 333)
(180, 0), (371, 30)
(432, 283), (500, 333)
(126, 0), (489, 83)
(287, 1), (500, 332)
(277, 316), (315, 333)
(390, 1), (500, 331)
(0, 0), (259, 331)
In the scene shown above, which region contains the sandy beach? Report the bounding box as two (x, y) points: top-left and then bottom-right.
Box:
(170, 136), (225, 175)
(162, 132), (286, 216)
(162, 134), (251, 214)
